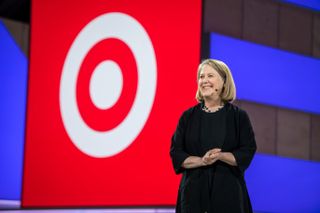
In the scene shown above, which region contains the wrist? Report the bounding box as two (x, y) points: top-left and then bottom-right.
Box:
(200, 157), (207, 166)
(218, 152), (224, 161)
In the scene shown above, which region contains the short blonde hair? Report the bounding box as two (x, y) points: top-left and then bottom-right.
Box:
(196, 59), (236, 103)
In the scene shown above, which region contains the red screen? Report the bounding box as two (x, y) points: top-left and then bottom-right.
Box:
(23, 0), (201, 207)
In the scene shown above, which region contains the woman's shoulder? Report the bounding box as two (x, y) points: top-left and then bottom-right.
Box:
(180, 103), (201, 118)
(225, 102), (248, 117)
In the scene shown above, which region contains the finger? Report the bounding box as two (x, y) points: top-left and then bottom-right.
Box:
(206, 151), (212, 157)
(202, 156), (209, 163)
(210, 148), (221, 154)
(209, 153), (217, 159)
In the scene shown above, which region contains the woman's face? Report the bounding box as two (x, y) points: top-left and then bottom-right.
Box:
(198, 64), (224, 99)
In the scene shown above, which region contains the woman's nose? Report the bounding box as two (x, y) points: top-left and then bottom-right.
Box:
(202, 77), (208, 83)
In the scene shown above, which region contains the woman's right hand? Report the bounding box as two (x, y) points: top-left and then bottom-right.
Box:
(202, 148), (221, 165)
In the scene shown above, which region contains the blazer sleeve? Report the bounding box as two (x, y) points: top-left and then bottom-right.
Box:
(170, 111), (191, 174)
(232, 109), (257, 174)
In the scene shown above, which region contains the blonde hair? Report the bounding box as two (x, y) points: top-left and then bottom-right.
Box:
(196, 59), (236, 103)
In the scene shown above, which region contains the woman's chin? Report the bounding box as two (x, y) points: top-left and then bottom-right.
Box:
(202, 93), (214, 98)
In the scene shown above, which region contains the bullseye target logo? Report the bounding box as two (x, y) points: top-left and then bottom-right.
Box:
(23, 0), (201, 207)
(60, 12), (157, 158)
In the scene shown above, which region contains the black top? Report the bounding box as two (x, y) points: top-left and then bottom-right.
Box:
(170, 103), (257, 213)
(200, 105), (226, 152)
(200, 106), (226, 201)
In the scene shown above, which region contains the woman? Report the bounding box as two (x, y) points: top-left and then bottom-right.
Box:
(170, 59), (257, 213)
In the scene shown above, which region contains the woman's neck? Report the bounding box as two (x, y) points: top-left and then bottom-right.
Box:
(203, 97), (223, 108)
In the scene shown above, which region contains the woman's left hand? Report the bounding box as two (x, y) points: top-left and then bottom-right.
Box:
(202, 148), (221, 165)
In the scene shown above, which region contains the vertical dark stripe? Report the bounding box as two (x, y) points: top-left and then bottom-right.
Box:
(241, 0), (245, 39)
(275, 108), (278, 155)
(277, 2), (281, 49)
(311, 13), (315, 56)
(309, 114), (313, 160)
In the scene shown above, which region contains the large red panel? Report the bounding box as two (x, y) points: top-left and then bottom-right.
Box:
(23, 0), (201, 207)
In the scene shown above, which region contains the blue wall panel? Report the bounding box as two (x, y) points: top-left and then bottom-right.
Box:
(246, 154), (320, 213)
(0, 21), (28, 200)
(210, 33), (320, 114)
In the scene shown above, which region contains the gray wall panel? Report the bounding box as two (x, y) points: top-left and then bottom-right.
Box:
(279, 4), (313, 55)
(313, 13), (320, 58)
(277, 109), (310, 160)
(204, 0), (243, 38)
(241, 101), (277, 154)
(311, 115), (320, 161)
(243, 0), (278, 47)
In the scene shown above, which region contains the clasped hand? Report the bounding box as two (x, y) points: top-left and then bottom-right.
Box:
(202, 148), (221, 165)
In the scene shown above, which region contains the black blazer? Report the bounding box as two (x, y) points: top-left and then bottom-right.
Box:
(170, 102), (257, 213)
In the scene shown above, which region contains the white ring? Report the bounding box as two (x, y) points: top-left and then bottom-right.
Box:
(60, 12), (157, 158)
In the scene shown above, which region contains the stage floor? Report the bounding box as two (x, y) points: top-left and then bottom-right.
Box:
(0, 209), (176, 213)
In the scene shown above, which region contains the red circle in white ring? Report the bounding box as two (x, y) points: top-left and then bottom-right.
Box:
(59, 12), (157, 158)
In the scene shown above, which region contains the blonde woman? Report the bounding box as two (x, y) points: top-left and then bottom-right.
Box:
(170, 59), (257, 213)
